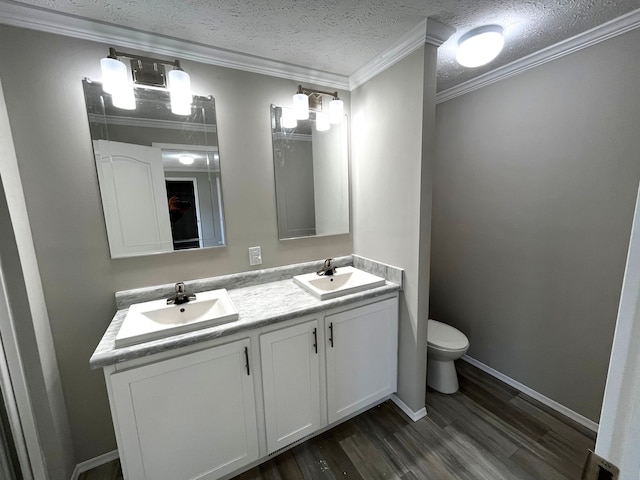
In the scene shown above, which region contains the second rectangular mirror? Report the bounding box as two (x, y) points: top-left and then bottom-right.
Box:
(270, 104), (349, 240)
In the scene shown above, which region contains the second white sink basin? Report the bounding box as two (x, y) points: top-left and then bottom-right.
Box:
(115, 289), (239, 348)
(293, 266), (386, 300)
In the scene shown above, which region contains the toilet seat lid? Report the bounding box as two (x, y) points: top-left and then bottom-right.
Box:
(428, 319), (469, 350)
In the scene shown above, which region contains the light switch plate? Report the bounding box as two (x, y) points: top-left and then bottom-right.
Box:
(248, 246), (262, 266)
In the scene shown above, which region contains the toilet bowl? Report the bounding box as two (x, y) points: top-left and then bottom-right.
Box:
(427, 319), (469, 394)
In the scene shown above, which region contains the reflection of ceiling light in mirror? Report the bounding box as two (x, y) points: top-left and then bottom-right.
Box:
(316, 112), (330, 131)
(281, 108), (297, 128)
(179, 155), (195, 165)
(456, 25), (504, 68)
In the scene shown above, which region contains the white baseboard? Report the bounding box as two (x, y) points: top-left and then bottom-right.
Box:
(70, 450), (119, 480)
(391, 394), (427, 422)
(462, 355), (599, 433)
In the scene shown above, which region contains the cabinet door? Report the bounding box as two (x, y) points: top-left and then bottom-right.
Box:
(326, 297), (398, 423)
(110, 339), (258, 480)
(260, 319), (321, 453)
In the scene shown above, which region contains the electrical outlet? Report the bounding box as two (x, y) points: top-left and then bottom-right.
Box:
(248, 246), (262, 266)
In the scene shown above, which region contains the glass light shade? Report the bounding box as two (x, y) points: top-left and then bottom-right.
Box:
(111, 84), (136, 110)
(456, 25), (504, 68)
(100, 57), (127, 94)
(329, 98), (344, 124)
(293, 93), (309, 120)
(179, 155), (195, 165)
(315, 111), (330, 132)
(168, 69), (192, 115)
(281, 108), (297, 128)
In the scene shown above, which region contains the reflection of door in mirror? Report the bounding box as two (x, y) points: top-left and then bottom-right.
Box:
(166, 178), (202, 250)
(155, 143), (225, 249)
(93, 140), (174, 257)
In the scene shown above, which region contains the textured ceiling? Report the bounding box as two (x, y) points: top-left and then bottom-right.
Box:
(10, 0), (640, 91)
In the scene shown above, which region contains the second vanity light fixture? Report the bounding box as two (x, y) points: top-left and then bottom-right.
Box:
(100, 47), (192, 115)
(290, 85), (344, 131)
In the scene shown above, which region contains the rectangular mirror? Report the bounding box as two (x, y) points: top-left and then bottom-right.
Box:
(83, 79), (226, 258)
(270, 105), (349, 240)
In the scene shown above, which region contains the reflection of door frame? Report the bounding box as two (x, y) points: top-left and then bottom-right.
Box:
(165, 177), (203, 248)
(0, 262), (33, 479)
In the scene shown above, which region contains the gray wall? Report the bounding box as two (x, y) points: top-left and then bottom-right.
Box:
(1, 74), (75, 478)
(352, 45), (437, 414)
(0, 25), (351, 462)
(432, 28), (640, 422)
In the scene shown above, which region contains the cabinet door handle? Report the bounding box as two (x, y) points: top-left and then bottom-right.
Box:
(329, 322), (334, 348)
(312, 328), (318, 354)
(244, 346), (250, 376)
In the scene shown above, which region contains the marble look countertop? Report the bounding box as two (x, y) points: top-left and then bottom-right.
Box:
(90, 255), (403, 369)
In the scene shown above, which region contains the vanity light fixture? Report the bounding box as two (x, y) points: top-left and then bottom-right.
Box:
(329, 96), (344, 125)
(99, 47), (192, 114)
(456, 25), (504, 68)
(168, 61), (192, 115)
(292, 85), (345, 129)
(292, 85), (310, 120)
(179, 155), (195, 165)
(100, 50), (135, 110)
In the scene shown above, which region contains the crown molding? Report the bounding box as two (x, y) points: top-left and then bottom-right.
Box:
(349, 19), (427, 90)
(425, 17), (456, 47)
(349, 17), (454, 90)
(0, 0), (350, 90)
(436, 8), (640, 104)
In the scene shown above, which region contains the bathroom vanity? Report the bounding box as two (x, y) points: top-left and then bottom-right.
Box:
(90, 256), (402, 480)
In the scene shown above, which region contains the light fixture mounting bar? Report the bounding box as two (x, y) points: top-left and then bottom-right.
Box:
(298, 85), (339, 98)
(109, 48), (181, 69)
(297, 85), (340, 112)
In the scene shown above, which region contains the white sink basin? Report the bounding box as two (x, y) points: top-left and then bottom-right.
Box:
(115, 289), (239, 348)
(293, 266), (386, 300)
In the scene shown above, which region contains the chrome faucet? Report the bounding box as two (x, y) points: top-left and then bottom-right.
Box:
(167, 282), (196, 305)
(317, 258), (337, 276)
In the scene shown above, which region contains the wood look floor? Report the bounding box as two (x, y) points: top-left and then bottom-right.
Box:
(81, 361), (595, 480)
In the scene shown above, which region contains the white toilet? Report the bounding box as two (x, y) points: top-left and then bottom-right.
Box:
(427, 319), (469, 394)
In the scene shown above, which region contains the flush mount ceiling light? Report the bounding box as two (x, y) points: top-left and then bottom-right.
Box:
(99, 47), (192, 114)
(456, 25), (504, 68)
(292, 85), (344, 129)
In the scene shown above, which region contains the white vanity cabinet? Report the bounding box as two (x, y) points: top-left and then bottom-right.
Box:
(260, 317), (323, 453)
(259, 295), (399, 452)
(326, 297), (399, 423)
(108, 338), (259, 480)
(103, 292), (399, 480)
